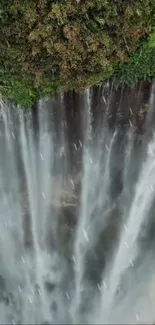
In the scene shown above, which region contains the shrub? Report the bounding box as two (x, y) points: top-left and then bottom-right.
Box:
(113, 30), (155, 85)
(0, 0), (154, 106)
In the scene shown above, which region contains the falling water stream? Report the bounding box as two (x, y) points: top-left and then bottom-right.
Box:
(0, 83), (155, 324)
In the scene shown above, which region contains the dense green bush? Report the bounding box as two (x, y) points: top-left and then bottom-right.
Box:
(113, 30), (155, 85)
(0, 0), (155, 106)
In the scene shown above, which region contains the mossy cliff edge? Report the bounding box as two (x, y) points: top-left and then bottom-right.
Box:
(0, 0), (155, 107)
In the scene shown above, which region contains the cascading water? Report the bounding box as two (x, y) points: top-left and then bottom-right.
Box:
(0, 83), (155, 324)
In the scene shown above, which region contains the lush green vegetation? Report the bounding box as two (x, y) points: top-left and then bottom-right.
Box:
(0, 0), (155, 107)
(113, 30), (155, 85)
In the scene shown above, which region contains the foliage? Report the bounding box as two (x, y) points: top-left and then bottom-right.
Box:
(0, 0), (155, 106)
(113, 30), (155, 85)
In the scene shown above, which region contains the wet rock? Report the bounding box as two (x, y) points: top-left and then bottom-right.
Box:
(44, 281), (56, 293)
(3, 295), (9, 305)
(0, 274), (6, 292)
(51, 301), (58, 312)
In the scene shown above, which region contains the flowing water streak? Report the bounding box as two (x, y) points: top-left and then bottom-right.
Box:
(0, 102), (27, 324)
(37, 97), (69, 323)
(122, 128), (134, 187)
(145, 82), (155, 129)
(120, 127), (135, 216)
(98, 132), (155, 323)
(85, 89), (92, 143)
(70, 89), (92, 322)
(71, 93), (117, 322)
(19, 108), (52, 323)
(37, 99), (53, 247)
(0, 102), (24, 248)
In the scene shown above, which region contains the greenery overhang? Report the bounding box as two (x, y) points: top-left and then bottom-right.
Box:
(0, 0), (155, 107)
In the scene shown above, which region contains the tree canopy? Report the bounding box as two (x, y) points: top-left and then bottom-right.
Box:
(0, 0), (155, 107)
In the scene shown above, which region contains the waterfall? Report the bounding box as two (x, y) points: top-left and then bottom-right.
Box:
(0, 83), (155, 324)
